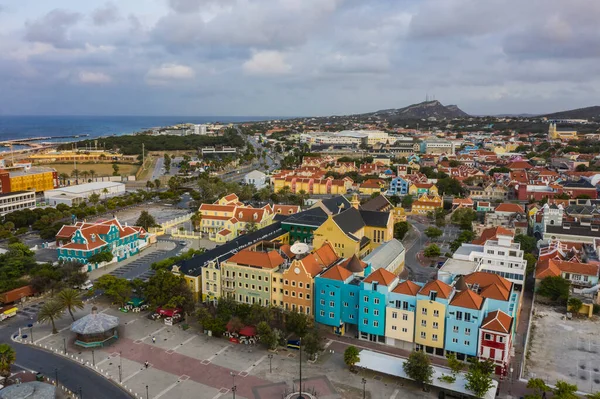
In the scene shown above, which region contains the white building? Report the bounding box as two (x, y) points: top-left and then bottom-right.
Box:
(420, 137), (456, 154)
(244, 170), (268, 190)
(299, 130), (390, 146)
(194, 124), (208, 135)
(45, 181), (126, 206)
(451, 233), (526, 288)
(0, 191), (36, 216)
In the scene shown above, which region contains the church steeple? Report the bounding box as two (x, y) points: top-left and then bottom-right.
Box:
(350, 193), (360, 209)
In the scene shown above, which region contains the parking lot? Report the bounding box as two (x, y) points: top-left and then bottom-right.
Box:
(526, 303), (600, 394)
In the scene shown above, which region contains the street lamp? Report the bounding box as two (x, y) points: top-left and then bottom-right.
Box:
(118, 365), (122, 383)
(298, 337), (303, 399)
(55, 368), (59, 386)
(79, 387), (82, 399)
(362, 378), (367, 399)
(63, 337), (67, 354)
(29, 324), (33, 343)
(146, 385), (149, 399)
(92, 349), (95, 367)
(230, 372), (236, 399)
(268, 354), (273, 373)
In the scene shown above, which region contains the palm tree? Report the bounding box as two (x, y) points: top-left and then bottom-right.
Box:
(81, 170), (90, 182)
(146, 181), (155, 191)
(59, 173), (70, 185)
(57, 288), (84, 321)
(71, 169), (80, 181)
(0, 343), (16, 379)
(89, 169), (96, 181)
(102, 187), (109, 199)
(37, 301), (64, 334)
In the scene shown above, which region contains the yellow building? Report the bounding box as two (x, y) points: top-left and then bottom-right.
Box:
(274, 176), (352, 196)
(408, 183), (438, 196)
(411, 194), (443, 214)
(198, 194), (277, 243)
(385, 280), (421, 350)
(414, 280), (453, 356)
(171, 265), (201, 301)
(548, 123), (578, 141)
(0, 167), (57, 193)
(359, 179), (386, 195)
(29, 150), (132, 163)
(312, 198), (393, 259)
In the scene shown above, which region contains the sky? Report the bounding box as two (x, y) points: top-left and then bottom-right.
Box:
(1, 0), (599, 117)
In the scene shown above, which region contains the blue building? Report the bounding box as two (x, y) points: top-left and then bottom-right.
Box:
(358, 268), (398, 343)
(388, 176), (410, 196)
(445, 289), (486, 360)
(314, 265), (361, 336)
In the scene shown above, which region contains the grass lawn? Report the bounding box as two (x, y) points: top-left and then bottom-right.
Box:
(48, 163), (140, 177)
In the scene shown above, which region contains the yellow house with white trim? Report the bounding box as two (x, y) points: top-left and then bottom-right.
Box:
(414, 280), (454, 357)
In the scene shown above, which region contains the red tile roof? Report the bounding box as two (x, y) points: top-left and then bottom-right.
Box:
(392, 280), (421, 296)
(320, 265), (353, 281)
(536, 259), (600, 279)
(227, 249), (285, 269)
(450, 289), (484, 310)
(472, 227), (515, 245)
(418, 280), (453, 299)
(481, 310), (513, 333)
(364, 268), (397, 286)
(495, 203), (525, 214)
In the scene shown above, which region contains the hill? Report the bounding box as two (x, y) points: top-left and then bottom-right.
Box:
(542, 105), (600, 120)
(365, 100), (469, 120)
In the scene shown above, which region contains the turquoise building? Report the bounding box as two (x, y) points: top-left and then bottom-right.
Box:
(315, 264), (361, 336)
(358, 268), (398, 343)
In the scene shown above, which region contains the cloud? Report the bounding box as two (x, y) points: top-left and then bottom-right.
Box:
(24, 9), (82, 49)
(145, 63), (195, 84)
(243, 51), (291, 76)
(92, 3), (120, 26)
(78, 71), (112, 84)
(167, 0), (230, 13)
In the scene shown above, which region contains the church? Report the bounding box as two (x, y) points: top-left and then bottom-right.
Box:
(548, 122), (578, 141)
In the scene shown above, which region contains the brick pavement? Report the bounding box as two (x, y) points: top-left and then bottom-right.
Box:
(102, 337), (269, 399)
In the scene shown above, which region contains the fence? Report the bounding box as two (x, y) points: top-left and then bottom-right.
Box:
(149, 213), (194, 236)
(165, 228), (203, 239)
(520, 291), (536, 380)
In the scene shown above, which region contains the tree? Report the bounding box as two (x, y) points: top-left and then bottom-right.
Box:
(465, 359), (495, 398)
(57, 288), (85, 321)
(0, 344), (16, 379)
(552, 380), (578, 399)
(424, 227), (443, 241)
(401, 194), (414, 209)
(112, 163), (120, 176)
(451, 208), (478, 230)
(526, 378), (549, 398)
(59, 173), (70, 185)
(168, 176), (182, 191)
(436, 177), (465, 196)
(515, 234), (537, 253)
(394, 221), (410, 240)
(576, 164), (588, 172)
(537, 276), (570, 303)
(302, 329), (324, 361)
(146, 181), (155, 191)
(154, 179), (161, 191)
(93, 275), (132, 307)
(81, 170), (90, 181)
(228, 316), (244, 333)
(344, 346), (360, 371)
(102, 187), (109, 199)
(524, 253), (537, 276)
(144, 269), (195, 314)
(88, 193), (100, 205)
(71, 169), (80, 181)
(136, 210), (157, 230)
(246, 220), (258, 233)
(89, 169), (96, 180)
(568, 297), (583, 314)
(257, 321), (278, 350)
(37, 300), (64, 334)
(164, 153), (171, 173)
(447, 352), (463, 376)
(285, 310), (310, 337)
(403, 350), (434, 388)
(424, 244), (441, 258)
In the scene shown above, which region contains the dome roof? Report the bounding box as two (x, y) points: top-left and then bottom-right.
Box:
(70, 308), (119, 335)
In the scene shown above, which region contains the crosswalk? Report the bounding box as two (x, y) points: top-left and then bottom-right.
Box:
(108, 250), (169, 281)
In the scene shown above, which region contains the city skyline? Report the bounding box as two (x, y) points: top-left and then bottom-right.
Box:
(0, 0), (599, 116)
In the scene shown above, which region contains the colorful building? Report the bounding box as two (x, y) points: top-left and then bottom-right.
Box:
(414, 280), (453, 357)
(385, 280), (421, 350)
(388, 176), (410, 196)
(0, 166), (57, 194)
(359, 268), (398, 343)
(411, 194), (443, 215)
(478, 310), (513, 376)
(56, 218), (151, 271)
(408, 183), (438, 196)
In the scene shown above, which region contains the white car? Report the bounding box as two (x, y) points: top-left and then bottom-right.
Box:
(78, 281), (93, 290)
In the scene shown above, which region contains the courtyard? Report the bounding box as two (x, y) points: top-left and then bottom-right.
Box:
(526, 303), (600, 394)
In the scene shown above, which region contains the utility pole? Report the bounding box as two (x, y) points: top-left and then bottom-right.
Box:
(142, 142), (145, 167)
(299, 337), (302, 398)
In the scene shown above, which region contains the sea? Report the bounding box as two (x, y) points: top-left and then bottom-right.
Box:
(0, 115), (280, 152)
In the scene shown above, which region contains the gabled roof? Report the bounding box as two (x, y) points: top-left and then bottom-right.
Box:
(463, 272), (512, 301)
(332, 207), (366, 234)
(495, 203), (525, 213)
(226, 249), (285, 269)
(481, 310), (513, 334)
(363, 268), (397, 286)
(360, 195), (392, 212)
(536, 259), (600, 279)
(320, 265), (353, 281)
(450, 289), (484, 310)
(319, 195), (352, 215)
(472, 227), (515, 245)
(392, 280), (421, 296)
(418, 280), (453, 299)
(359, 209), (390, 228)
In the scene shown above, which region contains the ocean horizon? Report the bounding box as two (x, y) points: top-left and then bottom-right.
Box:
(0, 115), (288, 145)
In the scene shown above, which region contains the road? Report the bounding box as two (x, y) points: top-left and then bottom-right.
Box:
(0, 320), (131, 399)
(403, 216), (437, 283)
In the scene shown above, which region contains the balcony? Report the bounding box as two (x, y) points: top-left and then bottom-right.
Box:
(222, 275), (235, 282)
(222, 285), (235, 292)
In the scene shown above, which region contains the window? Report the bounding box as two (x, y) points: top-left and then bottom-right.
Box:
(484, 333), (492, 341)
(363, 319), (368, 325)
(329, 301), (335, 307)
(363, 295), (369, 302)
(273, 277), (277, 282)
(421, 320), (427, 327)
(285, 280), (289, 285)
(421, 308), (427, 315)
(374, 298), (380, 305)
(285, 290), (289, 296)
(497, 336), (504, 343)
(392, 326), (397, 331)
(245, 283), (249, 288)
(456, 311), (463, 321)
(343, 302), (349, 307)
(349, 314), (354, 319)
(402, 301), (409, 310)
(432, 334), (438, 341)
(320, 310), (325, 316)
(245, 273), (248, 278)
(306, 284), (310, 289)
(321, 289), (325, 294)
(307, 294), (310, 299)
(252, 285), (255, 290)
(402, 314), (408, 321)
(392, 312), (398, 319)
(452, 338), (458, 343)
(464, 340), (469, 346)
(330, 291), (335, 296)
(291, 292), (296, 297)
(465, 313), (471, 322)
(258, 276), (262, 281)
(433, 322), (438, 329)
(374, 310), (379, 316)
(373, 321), (379, 327)
(329, 312), (334, 318)
(292, 281), (296, 287)
(465, 328), (471, 336)
(420, 332), (426, 339)
(299, 282), (303, 288)
(402, 328), (408, 333)
(299, 293), (303, 299)
(453, 326), (459, 333)
(433, 310), (439, 317)
(306, 307), (310, 315)
(498, 251), (505, 256)
(349, 292), (355, 297)
(363, 307), (369, 314)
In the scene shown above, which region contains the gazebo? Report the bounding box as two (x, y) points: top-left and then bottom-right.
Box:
(70, 306), (119, 348)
